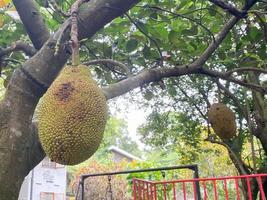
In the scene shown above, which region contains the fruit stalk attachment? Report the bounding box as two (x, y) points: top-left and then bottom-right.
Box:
(71, 0), (85, 66)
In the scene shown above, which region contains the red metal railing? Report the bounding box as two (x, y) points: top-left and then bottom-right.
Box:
(133, 174), (267, 200)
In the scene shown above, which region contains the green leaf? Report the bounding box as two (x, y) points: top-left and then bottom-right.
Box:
(103, 45), (112, 58)
(218, 51), (226, 60)
(176, 1), (188, 10)
(126, 39), (138, 52)
(132, 34), (146, 42)
(159, 14), (171, 23)
(168, 30), (179, 46)
(248, 27), (262, 41)
(208, 5), (217, 16)
(142, 45), (159, 59)
(189, 25), (198, 35)
(167, 86), (177, 97)
(150, 12), (158, 20)
(236, 42), (242, 52)
(136, 21), (148, 34)
(144, 90), (154, 101)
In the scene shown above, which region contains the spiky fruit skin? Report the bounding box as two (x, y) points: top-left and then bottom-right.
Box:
(38, 65), (108, 165)
(208, 103), (236, 140)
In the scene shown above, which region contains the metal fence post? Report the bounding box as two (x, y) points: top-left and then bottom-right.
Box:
(81, 177), (84, 200)
(79, 164), (201, 199)
(193, 165), (201, 200)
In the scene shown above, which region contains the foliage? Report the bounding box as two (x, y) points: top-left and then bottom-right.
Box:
(139, 111), (238, 177)
(0, 78), (4, 100)
(0, 0), (11, 9)
(94, 116), (142, 161)
(139, 111), (202, 149)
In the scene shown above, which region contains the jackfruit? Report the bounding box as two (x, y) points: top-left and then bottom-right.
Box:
(208, 103), (236, 140)
(37, 65), (108, 165)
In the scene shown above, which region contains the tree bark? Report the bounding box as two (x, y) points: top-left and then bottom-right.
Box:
(12, 0), (50, 49)
(0, 69), (44, 199)
(0, 0), (139, 199)
(248, 72), (267, 153)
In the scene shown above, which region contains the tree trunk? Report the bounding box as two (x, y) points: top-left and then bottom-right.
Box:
(256, 134), (267, 153)
(0, 69), (45, 199)
(252, 179), (267, 200)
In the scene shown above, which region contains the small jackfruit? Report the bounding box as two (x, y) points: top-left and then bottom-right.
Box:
(37, 65), (108, 165)
(208, 103), (236, 140)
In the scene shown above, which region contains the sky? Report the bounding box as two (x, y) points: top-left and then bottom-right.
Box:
(108, 91), (150, 148)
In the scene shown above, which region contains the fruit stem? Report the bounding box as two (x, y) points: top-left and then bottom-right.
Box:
(71, 0), (85, 66)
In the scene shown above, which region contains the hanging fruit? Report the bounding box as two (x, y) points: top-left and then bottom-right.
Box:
(208, 103), (236, 140)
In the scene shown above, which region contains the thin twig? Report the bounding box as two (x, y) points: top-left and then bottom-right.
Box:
(136, 5), (226, 20)
(83, 59), (131, 77)
(124, 13), (163, 63)
(54, 18), (71, 56)
(206, 138), (249, 174)
(104, 6), (163, 64)
(0, 41), (36, 58)
(81, 44), (126, 76)
(226, 67), (267, 76)
(148, 6), (216, 43)
(214, 78), (247, 118)
(200, 68), (267, 94)
(250, 10), (267, 43)
(3, 58), (22, 64)
(48, 0), (70, 17)
(176, 84), (208, 120)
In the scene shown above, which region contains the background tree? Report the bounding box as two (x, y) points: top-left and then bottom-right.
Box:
(93, 116), (142, 160)
(0, 0), (266, 199)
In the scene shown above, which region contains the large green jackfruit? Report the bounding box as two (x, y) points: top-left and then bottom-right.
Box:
(208, 103), (236, 140)
(38, 65), (108, 165)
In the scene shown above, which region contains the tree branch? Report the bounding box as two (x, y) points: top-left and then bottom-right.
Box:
(191, 16), (239, 68)
(102, 65), (197, 99)
(250, 10), (267, 42)
(124, 12), (163, 62)
(103, 65), (266, 101)
(12, 0), (50, 49)
(148, 6), (216, 43)
(225, 67), (267, 76)
(103, 14), (251, 99)
(214, 79), (247, 118)
(83, 59), (131, 77)
(191, 0), (258, 68)
(0, 41), (36, 58)
(200, 68), (267, 93)
(176, 84), (208, 120)
(206, 138), (250, 174)
(208, 0), (247, 18)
